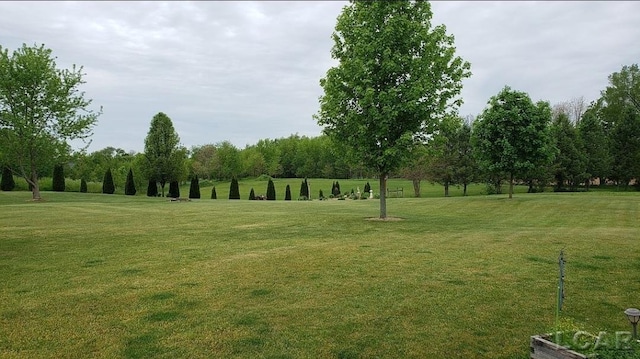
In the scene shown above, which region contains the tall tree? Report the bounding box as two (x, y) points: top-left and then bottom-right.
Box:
(266, 178), (276, 200)
(452, 122), (477, 196)
(551, 113), (586, 191)
(578, 104), (611, 188)
(189, 175), (200, 199)
(124, 168), (136, 196)
(426, 115), (462, 197)
(1, 165), (15, 191)
(143, 112), (183, 197)
(52, 164), (65, 192)
(472, 86), (554, 199)
(315, 1), (471, 218)
(229, 178), (240, 200)
(102, 168), (115, 194)
(0, 44), (100, 200)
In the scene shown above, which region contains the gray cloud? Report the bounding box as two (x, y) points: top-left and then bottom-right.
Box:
(1, 1), (638, 153)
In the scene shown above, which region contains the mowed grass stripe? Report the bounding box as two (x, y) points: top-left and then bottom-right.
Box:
(0, 190), (639, 358)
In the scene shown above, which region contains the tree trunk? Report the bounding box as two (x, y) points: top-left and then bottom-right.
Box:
(509, 172), (514, 199)
(412, 179), (421, 197)
(444, 181), (450, 197)
(28, 169), (41, 200)
(379, 174), (387, 219)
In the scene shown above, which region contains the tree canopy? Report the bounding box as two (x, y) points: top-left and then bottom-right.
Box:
(315, 0), (471, 218)
(0, 43), (100, 199)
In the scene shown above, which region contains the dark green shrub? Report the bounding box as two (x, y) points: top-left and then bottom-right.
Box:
(285, 184), (291, 201)
(1, 166), (15, 191)
(102, 168), (115, 194)
(125, 168), (136, 196)
(335, 181), (341, 195)
(211, 186), (217, 199)
(147, 180), (158, 197)
(266, 179), (276, 200)
(364, 182), (371, 194)
(52, 164), (65, 192)
(319, 189), (325, 200)
(249, 188), (255, 200)
(168, 181), (180, 198)
(80, 178), (88, 193)
(189, 175), (200, 199)
(229, 178), (240, 199)
(299, 178), (309, 199)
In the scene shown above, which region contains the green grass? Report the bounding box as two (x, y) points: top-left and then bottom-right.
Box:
(1, 190), (639, 358)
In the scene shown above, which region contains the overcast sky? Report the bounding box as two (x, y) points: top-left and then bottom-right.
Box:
(1, 1), (639, 154)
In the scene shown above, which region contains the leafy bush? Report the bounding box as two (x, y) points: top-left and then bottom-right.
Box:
(189, 175), (200, 199)
(229, 178), (240, 199)
(285, 184), (291, 201)
(102, 168), (115, 194)
(1, 166), (15, 191)
(125, 168), (136, 196)
(211, 186), (217, 199)
(52, 164), (65, 192)
(147, 180), (158, 197)
(266, 179), (276, 200)
(168, 181), (180, 198)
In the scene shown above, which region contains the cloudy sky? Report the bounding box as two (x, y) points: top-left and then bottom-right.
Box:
(1, 1), (638, 153)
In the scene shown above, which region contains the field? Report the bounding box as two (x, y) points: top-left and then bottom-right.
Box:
(1, 187), (639, 358)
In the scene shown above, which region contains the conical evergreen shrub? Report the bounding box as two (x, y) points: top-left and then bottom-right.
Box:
(249, 188), (255, 200)
(266, 179), (276, 200)
(319, 189), (324, 200)
(147, 180), (158, 197)
(335, 181), (341, 195)
(189, 175), (200, 199)
(211, 186), (217, 199)
(102, 168), (115, 194)
(80, 178), (88, 193)
(364, 182), (371, 194)
(299, 179), (309, 199)
(285, 184), (291, 201)
(168, 181), (180, 198)
(52, 164), (65, 192)
(229, 178), (240, 199)
(1, 166), (15, 191)
(125, 168), (136, 196)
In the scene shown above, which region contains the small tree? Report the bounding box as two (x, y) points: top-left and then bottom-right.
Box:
(285, 184), (292, 201)
(211, 186), (217, 199)
(249, 188), (256, 200)
(80, 178), (87, 193)
(52, 164), (65, 192)
(102, 168), (115, 194)
(189, 175), (201, 199)
(266, 178), (276, 200)
(1, 166), (15, 191)
(147, 179), (158, 197)
(168, 180), (180, 198)
(125, 168), (136, 196)
(229, 178), (240, 199)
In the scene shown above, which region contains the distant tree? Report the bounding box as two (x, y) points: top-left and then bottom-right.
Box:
(168, 180), (180, 198)
(0, 43), (101, 200)
(147, 179), (158, 197)
(52, 164), (65, 192)
(315, 1), (471, 218)
(211, 186), (217, 200)
(229, 178), (240, 199)
(189, 175), (200, 199)
(578, 105), (611, 189)
(426, 115), (461, 197)
(285, 184), (292, 201)
(472, 86), (554, 198)
(452, 122), (478, 196)
(143, 112), (184, 197)
(551, 113), (586, 191)
(80, 178), (87, 193)
(299, 178), (309, 199)
(124, 168), (137, 196)
(1, 165), (15, 191)
(102, 168), (115, 194)
(266, 178), (276, 200)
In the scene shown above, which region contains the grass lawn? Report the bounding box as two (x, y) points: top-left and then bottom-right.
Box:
(1, 190), (639, 358)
